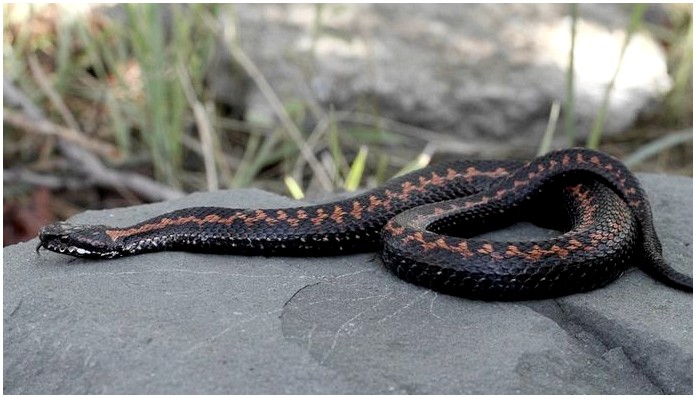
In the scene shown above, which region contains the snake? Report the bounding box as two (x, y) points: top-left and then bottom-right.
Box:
(37, 148), (692, 300)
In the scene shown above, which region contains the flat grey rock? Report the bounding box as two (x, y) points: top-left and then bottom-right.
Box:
(4, 175), (692, 394)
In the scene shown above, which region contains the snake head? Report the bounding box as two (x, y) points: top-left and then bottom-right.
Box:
(37, 222), (123, 259)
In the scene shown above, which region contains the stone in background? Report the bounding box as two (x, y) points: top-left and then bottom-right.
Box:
(222, 4), (671, 154)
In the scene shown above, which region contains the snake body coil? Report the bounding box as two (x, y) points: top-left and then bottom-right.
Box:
(38, 148), (693, 299)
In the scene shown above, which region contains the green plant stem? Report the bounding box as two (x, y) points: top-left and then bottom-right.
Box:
(623, 129), (693, 167)
(565, 4), (578, 145)
(223, 25), (333, 191)
(587, 4), (647, 149)
(538, 101), (561, 156)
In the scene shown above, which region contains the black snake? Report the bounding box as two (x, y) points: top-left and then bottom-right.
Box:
(38, 148), (693, 300)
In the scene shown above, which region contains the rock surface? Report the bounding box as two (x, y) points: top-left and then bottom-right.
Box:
(225, 4), (671, 154)
(4, 174), (692, 394)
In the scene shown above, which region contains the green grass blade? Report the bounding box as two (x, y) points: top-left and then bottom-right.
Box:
(395, 143), (436, 177)
(538, 100), (561, 156)
(623, 129), (693, 168)
(665, 17), (693, 121)
(344, 145), (368, 192)
(284, 175), (305, 200)
(565, 3), (578, 145)
(587, 4), (647, 149)
(327, 109), (348, 184)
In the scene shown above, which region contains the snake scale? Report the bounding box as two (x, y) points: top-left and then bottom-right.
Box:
(38, 148), (692, 300)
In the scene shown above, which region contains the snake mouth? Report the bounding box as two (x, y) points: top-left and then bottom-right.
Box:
(37, 222), (122, 259)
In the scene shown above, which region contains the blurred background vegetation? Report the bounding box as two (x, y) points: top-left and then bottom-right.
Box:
(3, 4), (693, 245)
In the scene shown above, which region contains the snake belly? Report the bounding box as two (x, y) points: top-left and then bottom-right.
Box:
(37, 148), (693, 299)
